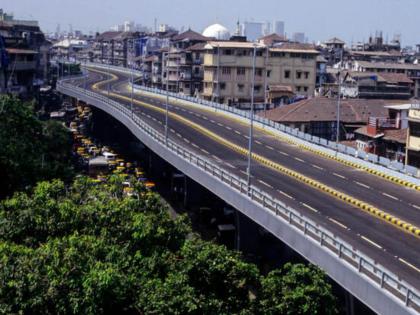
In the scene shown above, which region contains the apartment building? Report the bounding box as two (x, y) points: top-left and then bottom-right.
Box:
(202, 41), (266, 104)
(162, 30), (209, 95)
(202, 41), (318, 105)
(267, 43), (318, 99)
(406, 104), (420, 168)
(348, 61), (420, 98)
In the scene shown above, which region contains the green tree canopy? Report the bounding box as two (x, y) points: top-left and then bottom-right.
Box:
(0, 95), (73, 198)
(0, 176), (338, 314)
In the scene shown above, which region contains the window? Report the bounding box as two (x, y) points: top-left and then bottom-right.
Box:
(410, 121), (420, 137)
(303, 86), (308, 92)
(220, 82), (226, 90)
(237, 68), (246, 75)
(267, 70), (271, 78)
(304, 72), (310, 79)
(224, 49), (233, 55)
(296, 86), (301, 92)
(237, 84), (244, 92)
(194, 67), (200, 74)
(255, 69), (263, 76)
(296, 71), (302, 79)
(222, 67), (231, 75)
(284, 70), (290, 79)
(254, 85), (261, 92)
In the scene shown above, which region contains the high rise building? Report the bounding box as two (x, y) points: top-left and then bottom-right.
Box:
(293, 32), (305, 43)
(274, 21), (285, 37)
(263, 21), (272, 36)
(242, 21), (263, 41)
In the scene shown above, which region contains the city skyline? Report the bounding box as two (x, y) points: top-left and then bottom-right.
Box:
(2, 0), (420, 46)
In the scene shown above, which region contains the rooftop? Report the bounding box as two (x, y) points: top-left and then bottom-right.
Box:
(356, 61), (420, 71)
(270, 42), (319, 54)
(204, 41), (265, 49)
(262, 98), (406, 123)
(172, 29), (210, 42)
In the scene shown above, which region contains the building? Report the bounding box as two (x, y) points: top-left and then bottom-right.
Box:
(341, 71), (413, 99)
(202, 41), (266, 104)
(292, 32), (305, 43)
(202, 41), (318, 105)
(354, 104), (409, 162)
(0, 11), (49, 97)
(202, 24), (230, 40)
(162, 29), (210, 95)
(262, 98), (403, 141)
(242, 21), (263, 42)
(258, 33), (287, 47)
(406, 103), (420, 168)
(273, 21), (285, 37)
(347, 61), (420, 98)
(266, 43), (318, 101)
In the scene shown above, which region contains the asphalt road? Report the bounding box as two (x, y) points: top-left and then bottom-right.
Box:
(67, 69), (420, 290)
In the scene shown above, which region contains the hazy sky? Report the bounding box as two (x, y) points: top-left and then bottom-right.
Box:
(2, 0), (419, 46)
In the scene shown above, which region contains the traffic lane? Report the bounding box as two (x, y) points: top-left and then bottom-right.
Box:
(80, 75), (420, 288)
(118, 89), (420, 226)
(109, 88), (420, 256)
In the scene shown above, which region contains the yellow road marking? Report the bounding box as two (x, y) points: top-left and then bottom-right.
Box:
(87, 67), (420, 239)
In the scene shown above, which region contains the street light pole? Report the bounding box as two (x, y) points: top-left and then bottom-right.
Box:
(336, 49), (343, 145)
(247, 45), (257, 192)
(165, 52), (169, 145)
(263, 46), (269, 117)
(130, 39), (135, 118)
(107, 58), (111, 97)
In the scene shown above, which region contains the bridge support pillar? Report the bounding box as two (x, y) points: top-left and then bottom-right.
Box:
(345, 291), (355, 315)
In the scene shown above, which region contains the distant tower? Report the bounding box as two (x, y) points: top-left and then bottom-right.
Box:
(234, 19), (241, 36)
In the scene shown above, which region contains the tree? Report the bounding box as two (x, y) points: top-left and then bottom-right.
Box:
(0, 95), (73, 198)
(258, 263), (337, 315)
(0, 176), (338, 314)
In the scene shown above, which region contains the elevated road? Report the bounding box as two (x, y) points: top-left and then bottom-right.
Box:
(66, 68), (420, 312)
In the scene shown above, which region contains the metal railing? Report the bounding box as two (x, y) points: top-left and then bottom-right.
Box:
(58, 78), (420, 313)
(84, 62), (420, 181)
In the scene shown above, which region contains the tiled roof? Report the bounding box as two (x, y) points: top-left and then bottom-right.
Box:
(186, 42), (207, 51)
(356, 61), (420, 71)
(172, 29), (210, 42)
(262, 98), (406, 123)
(270, 42), (319, 54)
(6, 48), (38, 54)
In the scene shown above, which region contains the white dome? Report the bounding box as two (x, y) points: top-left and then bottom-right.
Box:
(202, 24), (231, 40)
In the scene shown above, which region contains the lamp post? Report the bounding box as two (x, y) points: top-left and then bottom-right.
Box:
(263, 46), (269, 117)
(336, 49), (343, 145)
(247, 44), (257, 192)
(164, 52), (169, 145)
(107, 57), (111, 97)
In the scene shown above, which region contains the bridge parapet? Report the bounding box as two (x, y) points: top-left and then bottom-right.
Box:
(58, 79), (420, 315)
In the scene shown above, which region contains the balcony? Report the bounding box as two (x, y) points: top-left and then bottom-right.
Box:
(180, 72), (192, 80)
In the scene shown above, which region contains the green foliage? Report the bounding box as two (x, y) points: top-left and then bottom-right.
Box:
(0, 176), (338, 315)
(0, 95), (73, 198)
(258, 263), (337, 315)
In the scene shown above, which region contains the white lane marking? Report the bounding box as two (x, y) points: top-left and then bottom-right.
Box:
(398, 258), (420, 274)
(225, 162), (236, 169)
(191, 143), (199, 148)
(210, 119), (216, 123)
(212, 154), (222, 162)
(278, 190), (294, 200)
(225, 126), (232, 130)
(255, 140), (263, 145)
(333, 173), (346, 179)
(201, 148), (210, 154)
(361, 235), (382, 249)
(170, 128), (175, 133)
(234, 130), (241, 135)
(412, 204), (420, 210)
(183, 138), (190, 144)
(294, 157), (305, 163)
(355, 181), (370, 189)
(244, 135), (250, 139)
(301, 203), (318, 213)
(265, 145), (274, 150)
(279, 151), (289, 156)
(188, 111), (193, 114)
(158, 121), (163, 125)
(258, 180), (273, 189)
(312, 164), (324, 170)
(240, 170), (248, 176)
(217, 123), (223, 127)
(176, 133), (182, 137)
(382, 192), (398, 201)
(328, 218), (348, 229)
(202, 116), (208, 120)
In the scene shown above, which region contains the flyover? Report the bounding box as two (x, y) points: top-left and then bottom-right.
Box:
(58, 65), (420, 315)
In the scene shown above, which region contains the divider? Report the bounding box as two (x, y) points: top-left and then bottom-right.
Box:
(58, 79), (420, 313)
